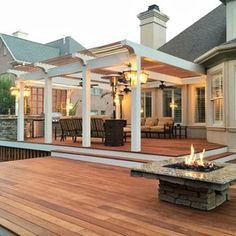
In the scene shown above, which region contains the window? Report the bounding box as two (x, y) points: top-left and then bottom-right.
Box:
(101, 110), (106, 115)
(211, 74), (223, 124)
(163, 88), (182, 123)
(52, 89), (67, 115)
(195, 87), (205, 123)
(29, 87), (67, 115)
(91, 87), (102, 96)
(141, 92), (152, 117)
(29, 87), (44, 115)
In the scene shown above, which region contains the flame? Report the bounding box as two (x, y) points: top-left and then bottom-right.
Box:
(185, 145), (205, 166)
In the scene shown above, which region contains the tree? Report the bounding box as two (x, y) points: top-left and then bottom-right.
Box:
(0, 74), (15, 115)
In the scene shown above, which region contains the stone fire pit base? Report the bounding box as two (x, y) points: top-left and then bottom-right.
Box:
(159, 176), (230, 211)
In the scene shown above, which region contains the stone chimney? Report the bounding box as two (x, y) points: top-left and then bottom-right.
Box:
(12, 30), (28, 39)
(137, 4), (169, 49)
(222, 0), (236, 41)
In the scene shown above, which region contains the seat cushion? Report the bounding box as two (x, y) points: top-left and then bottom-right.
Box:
(158, 117), (174, 127)
(124, 127), (131, 133)
(150, 126), (164, 132)
(141, 126), (151, 131)
(145, 117), (158, 126)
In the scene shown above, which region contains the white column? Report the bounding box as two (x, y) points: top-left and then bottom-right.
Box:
(131, 56), (141, 152)
(44, 77), (52, 143)
(17, 81), (24, 141)
(82, 65), (91, 147)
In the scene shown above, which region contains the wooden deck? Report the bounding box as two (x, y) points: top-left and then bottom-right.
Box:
(0, 157), (235, 235)
(28, 137), (226, 157)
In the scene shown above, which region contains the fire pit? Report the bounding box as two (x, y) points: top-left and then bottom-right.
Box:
(131, 145), (236, 211)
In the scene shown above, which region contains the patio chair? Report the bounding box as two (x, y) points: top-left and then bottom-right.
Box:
(149, 117), (174, 138)
(91, 118), (106, 142)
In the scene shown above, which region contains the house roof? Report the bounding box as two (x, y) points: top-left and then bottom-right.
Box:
(0, 34), (85, 64)
(159, 4), (226, 62)
(46, 36), (85, 56)
(0, 33), (60, 63)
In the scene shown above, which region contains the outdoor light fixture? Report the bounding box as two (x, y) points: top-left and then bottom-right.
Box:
(123, 63), (148, 86)
(10, 86), (31, 97)
(169, 102), (178, 109)
(23, 87), (31, 97)
(10, 87), (19, 96)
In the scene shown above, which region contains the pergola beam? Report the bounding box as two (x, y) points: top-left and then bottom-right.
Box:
(121, 40), (205, 76)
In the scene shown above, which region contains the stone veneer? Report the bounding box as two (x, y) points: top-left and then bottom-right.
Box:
(159, 176), (230, 211)
(0, 116), (37, 141)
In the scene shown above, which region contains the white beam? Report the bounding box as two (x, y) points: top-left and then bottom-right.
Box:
(131, 56), (141, 152)
(44, 77), (52, 143)
(19, 62), (83, 81)
(17, 81), (24, 141)
(122, 40), (205, 75)
(82, 66), (91, 147)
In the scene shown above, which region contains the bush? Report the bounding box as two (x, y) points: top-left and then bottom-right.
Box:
(0, 74), (15, 115)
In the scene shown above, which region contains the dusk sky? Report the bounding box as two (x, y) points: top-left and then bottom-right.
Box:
(0, 0), (221, 48)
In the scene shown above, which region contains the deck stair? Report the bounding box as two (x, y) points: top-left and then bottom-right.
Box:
(52, 148), (236, 168)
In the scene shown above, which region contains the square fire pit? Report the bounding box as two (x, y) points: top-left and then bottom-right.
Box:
(131, 158), (236, 211)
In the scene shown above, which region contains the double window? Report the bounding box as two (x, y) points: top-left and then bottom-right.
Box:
(163, 88), (182, 123)
(29, 87), (67, 115)
(211, 74), (223, 125)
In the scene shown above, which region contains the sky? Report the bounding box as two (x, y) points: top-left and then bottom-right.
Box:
(0, 0), (221, 48)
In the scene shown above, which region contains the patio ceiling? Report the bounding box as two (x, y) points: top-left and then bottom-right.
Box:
(8, 40), (205, 82)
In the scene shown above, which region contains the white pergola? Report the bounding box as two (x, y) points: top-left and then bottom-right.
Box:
(10, 40), (205, 152)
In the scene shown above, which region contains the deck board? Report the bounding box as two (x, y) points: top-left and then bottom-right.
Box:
(28, 137), (225, 157)
(0, 157), (235, 235)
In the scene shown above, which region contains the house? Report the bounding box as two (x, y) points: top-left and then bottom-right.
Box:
(0, 32), (113, 116)
(120, 1), (235, 152)
(0, 0), (235, 153)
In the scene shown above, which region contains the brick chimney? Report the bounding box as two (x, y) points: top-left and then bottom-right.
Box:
(137, 4), (169, 49)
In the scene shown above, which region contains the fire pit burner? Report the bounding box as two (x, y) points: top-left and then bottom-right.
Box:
(164, 162), (223, 172)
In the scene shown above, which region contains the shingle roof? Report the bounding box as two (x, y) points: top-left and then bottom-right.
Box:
(46, 36), (85, 55)
(159, 4), (226, 62)
(0, 33), (60, 63)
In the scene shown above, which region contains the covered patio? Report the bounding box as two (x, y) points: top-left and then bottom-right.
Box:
(10, 39), (205, 152)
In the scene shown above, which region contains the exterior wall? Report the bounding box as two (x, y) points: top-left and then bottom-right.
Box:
(0, 39), (13, 73)
(206, 60), (236, 151)
(122, 84), (207, 139)
(70, 87), (114, 117)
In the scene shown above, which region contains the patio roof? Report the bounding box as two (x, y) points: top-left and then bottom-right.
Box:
(11, 39), (206, 151)
(9, 39), (205, 81)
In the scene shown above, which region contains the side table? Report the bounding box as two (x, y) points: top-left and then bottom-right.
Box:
(174, 125), (187, 138)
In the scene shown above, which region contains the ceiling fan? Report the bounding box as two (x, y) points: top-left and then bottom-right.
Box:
(76, 81), (99, 88)
(159, 81), (166, 90)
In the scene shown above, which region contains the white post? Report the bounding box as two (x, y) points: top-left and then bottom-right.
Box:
(131, 56), (141, 152)
(17, 81), (24, 141)
(44, 77), (52, 143)
(82, 65), (91, 147)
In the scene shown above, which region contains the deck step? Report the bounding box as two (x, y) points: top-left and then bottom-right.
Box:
(52, 149), (150, 168)
(205, 152), (236, 163)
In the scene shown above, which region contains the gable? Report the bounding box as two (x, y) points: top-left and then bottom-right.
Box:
(0, 34), (60, 63)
